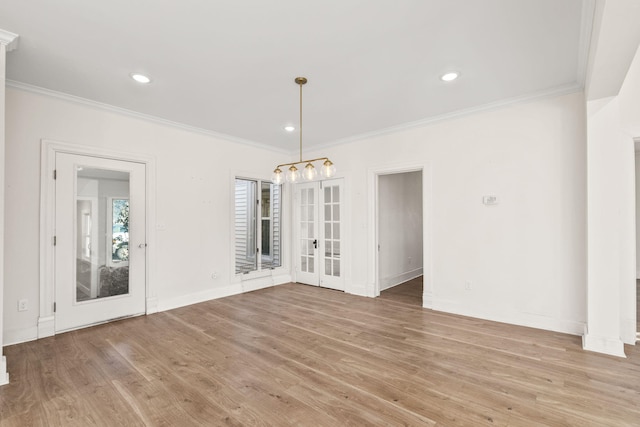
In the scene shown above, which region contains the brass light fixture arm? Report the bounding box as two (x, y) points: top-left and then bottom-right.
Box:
(275, 157), (332, 169)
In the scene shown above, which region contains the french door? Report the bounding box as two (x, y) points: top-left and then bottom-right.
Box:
(54, 153), (146, 332)
(295, 179), (344, 291)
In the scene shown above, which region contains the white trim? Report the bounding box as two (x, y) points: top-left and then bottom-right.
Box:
(576, 0), (596, 87)
(0, 29), (18, 51)
(310, 83), (582, 153)
(0, 356), (8, 386)
(8, 81), (581, 160)
(432, 297), (586, 338)
(4, 325), (38, 346)
(583, 333), (626, 358)
(369, 163), (433, 303)
(39, 139), (157, 338)
(37, 315), (55, 339)
(380, 268), (423, 292)
(155, 279), (292, 313)
(7, 81), (289, 155)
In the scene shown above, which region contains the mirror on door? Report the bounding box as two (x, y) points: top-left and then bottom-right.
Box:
(75, 167), (130, 302)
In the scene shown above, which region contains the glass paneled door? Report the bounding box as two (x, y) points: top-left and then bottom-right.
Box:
(295, 179), (344, 291)
(54, 153), (146, 332)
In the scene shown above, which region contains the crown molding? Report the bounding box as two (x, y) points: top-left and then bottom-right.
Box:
(310, 82), (584, 153)
(576, 0), (596, 87)
(5, 80), (290, 155)
(0, 29), (19, 51)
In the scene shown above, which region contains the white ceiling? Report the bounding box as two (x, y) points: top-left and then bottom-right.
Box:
(0, 0), (591, 152)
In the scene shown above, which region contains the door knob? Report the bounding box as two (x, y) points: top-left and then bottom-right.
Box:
(138, 243), (148, 248)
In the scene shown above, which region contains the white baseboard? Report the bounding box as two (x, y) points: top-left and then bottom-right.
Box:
(621, 318), (637, 345)
(38, 315), (55, 339)
(0, 356), (8, 386)
(242, 274), (291, 293)
(146, 296), (159, 314)
(380, 268), (423, 291)
(583, 332), (626, 357)
(156, 284), (244, 312)
(427, 297), (585, 337)
(346, 282), (373, 297)
(4, 325), (39, 346)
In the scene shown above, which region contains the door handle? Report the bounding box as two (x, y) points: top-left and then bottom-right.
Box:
(313, 239), (318, 249)
(138, 243), (148, 248)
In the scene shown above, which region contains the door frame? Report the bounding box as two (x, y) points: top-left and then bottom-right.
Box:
(368, 163), (432, 305)
(38, 139), (157, 338)
(293, 178), (347, 291)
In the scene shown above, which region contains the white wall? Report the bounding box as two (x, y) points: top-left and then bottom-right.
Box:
(584, 42), (640, 355)
(309, 92), (588, 335)
(4, 86), (589, 344)
(378, 171), (423, 290)
(3, 87), (292, 344)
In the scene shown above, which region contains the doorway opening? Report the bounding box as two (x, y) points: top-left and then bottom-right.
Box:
(377, 170), (423, 304)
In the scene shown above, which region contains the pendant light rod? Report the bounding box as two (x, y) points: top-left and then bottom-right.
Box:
(271, 76), (336, 184)
(295, 76), (307, 162)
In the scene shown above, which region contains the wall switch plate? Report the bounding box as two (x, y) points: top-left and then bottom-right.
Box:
(465, 281), (472, 290)
(18, 299), (28, 312)
(483, 195), (499, 205)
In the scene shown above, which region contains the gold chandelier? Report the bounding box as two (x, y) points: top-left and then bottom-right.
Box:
(271, 77), (336, 184)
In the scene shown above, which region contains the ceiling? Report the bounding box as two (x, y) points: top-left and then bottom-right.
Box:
(0, 0), (592, 152)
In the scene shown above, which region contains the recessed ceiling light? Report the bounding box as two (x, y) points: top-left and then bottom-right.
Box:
(440, 72), (459, 82)
(130, 73), (151, 84)
(284, 126), (295, 132)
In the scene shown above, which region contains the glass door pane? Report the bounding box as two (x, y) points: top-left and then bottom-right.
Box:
(75, 167), (130, 302)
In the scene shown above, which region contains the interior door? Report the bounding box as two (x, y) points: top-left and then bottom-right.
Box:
(54, 152), (146, 332)
(295, 179), (344, 291)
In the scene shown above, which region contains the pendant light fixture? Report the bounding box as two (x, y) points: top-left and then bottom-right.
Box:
(271, 77), (336, 185)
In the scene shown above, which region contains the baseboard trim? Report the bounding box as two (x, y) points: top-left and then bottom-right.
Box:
(380, 268), (423, 291)
(5, 325), (39, 346)
(156, 284), (244, 312)
(146, 296), (159, 314)
(428, 297), (585, 337)
(0, 356), (9, 386)
(582, 333), (626, 357)
(346, 282), (373, 297)
(38, 316), (55, 339)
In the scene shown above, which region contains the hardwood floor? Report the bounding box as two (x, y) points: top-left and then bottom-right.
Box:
(379, 276), (423, 306)
(1, 283), (640, 426)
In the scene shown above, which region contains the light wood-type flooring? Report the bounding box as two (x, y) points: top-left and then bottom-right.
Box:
(1, 282), (640, 426)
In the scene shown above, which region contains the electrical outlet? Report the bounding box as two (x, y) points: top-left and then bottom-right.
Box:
(211, 272), (218, 279)
(18, 299), (28, 312)
(465, 281), (472, 291)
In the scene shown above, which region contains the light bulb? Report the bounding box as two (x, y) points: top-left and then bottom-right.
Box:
(320, 159), (336, 178)
(285, 164), (300, 183)
(271, 167), (284, 185)
(303, 163), (317, 181)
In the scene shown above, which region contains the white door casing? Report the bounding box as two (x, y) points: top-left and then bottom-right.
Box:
(295, 179), (344, 291)
(38, 140), (156, 338)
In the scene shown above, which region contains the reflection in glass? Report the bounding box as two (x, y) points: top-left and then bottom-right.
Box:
(76, 167), (130, 302)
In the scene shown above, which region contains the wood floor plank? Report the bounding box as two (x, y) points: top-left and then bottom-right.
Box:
(2, 281), (640, 426)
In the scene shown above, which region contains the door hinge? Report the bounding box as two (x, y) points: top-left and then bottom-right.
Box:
(53, 170), (57, 180)
(53, 236), (57, 246)
(53, 302), (56, 313)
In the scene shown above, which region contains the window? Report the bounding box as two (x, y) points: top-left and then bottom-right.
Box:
(235, 178), (281, 274)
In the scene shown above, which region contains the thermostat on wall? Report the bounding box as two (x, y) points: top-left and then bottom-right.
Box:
(483, 195), (499, 205)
